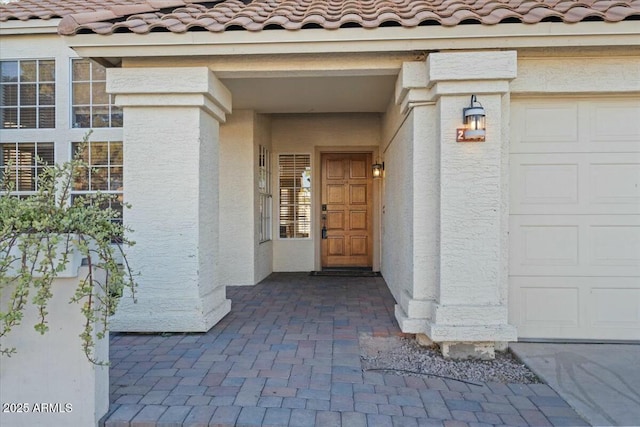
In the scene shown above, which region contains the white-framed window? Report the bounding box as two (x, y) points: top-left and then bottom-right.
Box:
(0, 142), (54, 195)
(0, 59), (55, 129)
(71, 59), (122, 129)
(71, 140), (123, 221)
(258, 144), (272, 243)
(279, 153), (311, 239)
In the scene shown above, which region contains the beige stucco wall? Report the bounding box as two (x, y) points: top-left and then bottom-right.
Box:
(381, 109), (415, 310)
(220, 110), (259, 286)
(0, 266), (108, 427)
(380, 94), (440, 334)
(219, 110), (274, 285)
(512, 50), (640, 95)
(270, 113), (382, 272)
(412, 104), (440, 307)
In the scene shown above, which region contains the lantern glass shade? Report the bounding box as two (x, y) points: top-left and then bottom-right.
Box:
(464, 106), (485, 130)
(462, 95), (486, 140)
(372, 163), (383, 178)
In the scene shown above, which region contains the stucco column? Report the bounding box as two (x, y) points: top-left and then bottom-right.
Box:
(388, 61), (440, 334)
(426, 52), (518, 357)
(106, 67), (232, 332)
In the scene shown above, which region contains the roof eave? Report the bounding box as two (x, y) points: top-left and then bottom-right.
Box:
(0, 18), (61, 35)
(62, 21), (640, 59)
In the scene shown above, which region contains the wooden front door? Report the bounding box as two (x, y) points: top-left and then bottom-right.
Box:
(321, 153), (373, 268)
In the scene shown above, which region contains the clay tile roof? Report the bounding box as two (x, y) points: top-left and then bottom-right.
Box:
(1, 0), (639, 35)
(0, 0), (150, 21)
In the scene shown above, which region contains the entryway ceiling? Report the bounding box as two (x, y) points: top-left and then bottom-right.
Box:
(220, 75), (397, 113)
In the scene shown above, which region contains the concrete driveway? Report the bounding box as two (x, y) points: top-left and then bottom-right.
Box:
(511, 342), (640, 427)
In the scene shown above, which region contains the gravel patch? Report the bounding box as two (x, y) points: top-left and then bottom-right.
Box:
(360, 334), (541, 384)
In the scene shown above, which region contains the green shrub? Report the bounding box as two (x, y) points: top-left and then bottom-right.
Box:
(0, 132), (136, 364)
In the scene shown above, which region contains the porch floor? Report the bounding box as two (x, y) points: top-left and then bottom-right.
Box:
(104, 272), (585, 426)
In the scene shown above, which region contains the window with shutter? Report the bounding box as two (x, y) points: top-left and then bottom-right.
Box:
(279, 154), (311, 239)
(0, 142), (54, 195)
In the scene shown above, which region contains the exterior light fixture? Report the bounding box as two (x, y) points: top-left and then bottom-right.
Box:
(372, 161), (384, 178)
(457, 95), (486, 142)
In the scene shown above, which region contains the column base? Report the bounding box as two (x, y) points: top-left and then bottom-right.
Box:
(423, 319), (516, 360)
(417, 303), (517, 359)
(111, 295), (230, 332)
(426, 322), (517, 343)
(440, 341), (496, 360)
(415, 334), (510, 360)
(394, 304), (428, 333)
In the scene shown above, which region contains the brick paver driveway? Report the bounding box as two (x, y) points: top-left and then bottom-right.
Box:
(104, 272), (587, 426)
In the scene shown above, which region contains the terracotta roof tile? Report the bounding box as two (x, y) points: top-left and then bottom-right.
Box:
(2, 0), (639, 35)
(0, 0), (148, 21)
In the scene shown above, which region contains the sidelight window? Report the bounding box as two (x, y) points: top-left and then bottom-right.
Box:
(279, 154), (311, 239)
(258, 145), (272, 243)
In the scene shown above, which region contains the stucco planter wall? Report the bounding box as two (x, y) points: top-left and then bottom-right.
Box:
(0, 263), (109, 427)
(4, 238), (85, 279)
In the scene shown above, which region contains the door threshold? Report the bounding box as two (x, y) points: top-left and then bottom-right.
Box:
(322, 267), (373, 272)
(310, 268), (380, 277)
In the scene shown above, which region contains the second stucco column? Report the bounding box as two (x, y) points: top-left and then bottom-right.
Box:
(107, 67), (232, 332)
(429, 52), (518, 358)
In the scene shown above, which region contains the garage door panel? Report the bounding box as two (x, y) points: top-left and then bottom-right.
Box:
(514, 285), (580, 326)
(511, 99), (640, 153)
(510, 155), (580, 212)
(589, 161), (640, 206)
(591, 288), (640, 329)
(510, 222), (579, 270)
(590, 102), (640, 148)
(510, 216), (640, 277)
(510, 277), (640, 340)
(511, 102), (579, 149)
(590, 225), (640, 268)
(510, 152), (640, 215)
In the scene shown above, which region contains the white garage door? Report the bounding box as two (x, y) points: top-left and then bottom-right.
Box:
(509, 97), (640, 341)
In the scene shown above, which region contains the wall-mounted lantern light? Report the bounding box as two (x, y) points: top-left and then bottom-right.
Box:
(456, 95), (486, 142)
(372, 161), (384, 179)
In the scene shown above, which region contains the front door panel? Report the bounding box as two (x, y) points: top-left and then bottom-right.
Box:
(321, 153), (373, 267)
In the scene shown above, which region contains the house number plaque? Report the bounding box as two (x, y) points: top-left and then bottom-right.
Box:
(456, 128), (485, 142)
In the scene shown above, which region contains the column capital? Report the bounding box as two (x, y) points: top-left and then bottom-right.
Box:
(395, 61), (429, 104)
(107, 66), (232, 122)
(427, 51), (518, 83)
(395, 61), (434, 114)
(395, 51), (517, 113)
(426, 51), (517, 98)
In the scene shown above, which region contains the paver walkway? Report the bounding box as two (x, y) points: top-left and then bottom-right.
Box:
(103, 272), (587, 426)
